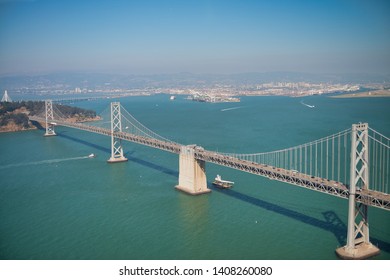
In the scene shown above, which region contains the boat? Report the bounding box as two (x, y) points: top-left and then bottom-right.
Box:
(300, 100), (315, 108)
(88, 153), (95, 158)
(213, 174), (234, 189)
(170, 95), (176, 100)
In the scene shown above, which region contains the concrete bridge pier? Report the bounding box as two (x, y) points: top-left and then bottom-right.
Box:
(175, 145), (211, 195)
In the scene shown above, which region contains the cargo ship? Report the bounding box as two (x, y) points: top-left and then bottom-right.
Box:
(213, 174), (234, 189)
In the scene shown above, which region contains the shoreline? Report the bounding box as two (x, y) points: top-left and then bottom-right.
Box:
(331, 89), (390, 98)
(0, 116), (101, 134)
(0, 126), (37, 133)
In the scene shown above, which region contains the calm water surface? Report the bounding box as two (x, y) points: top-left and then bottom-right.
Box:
(1, 94), (389, 259)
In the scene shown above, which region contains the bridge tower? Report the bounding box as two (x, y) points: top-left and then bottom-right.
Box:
(336, 123), (380, 259)
(107, 102), (128, 163)
(44, 100), (56, 137)
(175, 145), (210, 195)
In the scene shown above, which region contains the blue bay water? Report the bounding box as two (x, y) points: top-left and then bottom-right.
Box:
(0, 94), (389, 260)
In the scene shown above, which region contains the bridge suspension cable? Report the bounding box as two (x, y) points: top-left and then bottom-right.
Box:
(220, 128), (352, 184)
(369, 127), (390, 194)
(119, 105), (178, 144)
(52, 104), (68, 120)
(50, 102), (178, 144)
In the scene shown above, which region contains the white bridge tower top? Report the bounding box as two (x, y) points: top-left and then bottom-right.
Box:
(1, 90), (12, 102)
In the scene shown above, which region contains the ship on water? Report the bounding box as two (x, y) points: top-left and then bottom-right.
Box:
(213, 174), (234, 189)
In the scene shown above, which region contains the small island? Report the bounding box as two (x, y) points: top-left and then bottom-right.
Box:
(0, 101), (98, 133)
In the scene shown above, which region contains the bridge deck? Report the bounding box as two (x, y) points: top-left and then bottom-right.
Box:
(29, 116), (390, 211)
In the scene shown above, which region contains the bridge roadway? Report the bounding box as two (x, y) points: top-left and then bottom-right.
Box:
(29, 116), (390, 211)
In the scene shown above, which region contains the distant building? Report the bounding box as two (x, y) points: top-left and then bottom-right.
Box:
(1, 90), (12, 102)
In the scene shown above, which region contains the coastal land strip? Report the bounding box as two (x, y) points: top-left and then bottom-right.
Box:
(331, 89), (390, 98)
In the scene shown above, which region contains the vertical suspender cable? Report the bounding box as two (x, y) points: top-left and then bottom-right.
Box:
(285, 149), (287, 169)
(314, 142), (318, 177)
(310, 143), (312, 176)
(300, 145), (302, 173)
(332, 136), (335, 180)
(294, 147), (297, 171)
(326, 139), (329, 179)
(321, 140), (323, 178)
(373, 136), (376, 190)
(344, 133), (347, 185)
(383, 141), (390, 194)
(387, 140), (389, 194)
(376, 134), (379, 191)
(380, 134), (383, 192)
(338, 134), (341, 182)
(380, 135), (383, 192)
(305, 145), (307, 175)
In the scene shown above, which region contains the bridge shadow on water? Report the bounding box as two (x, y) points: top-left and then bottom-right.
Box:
(210, 186), (390, 254)
(55, 130), (179, 177)
(125, 153), (179, 177)
(56, 130), (111, 154)
(51, 129), (390, 255)
(31, 124), (112, 154)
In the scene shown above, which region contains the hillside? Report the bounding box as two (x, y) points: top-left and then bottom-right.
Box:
(0, 101), (97, 133)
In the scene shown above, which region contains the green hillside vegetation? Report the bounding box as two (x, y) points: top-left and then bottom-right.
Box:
(0, 101), (97, 131)
(0, 113), (30, 128)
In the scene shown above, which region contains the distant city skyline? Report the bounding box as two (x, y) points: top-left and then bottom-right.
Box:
(0, 0), (389, 76)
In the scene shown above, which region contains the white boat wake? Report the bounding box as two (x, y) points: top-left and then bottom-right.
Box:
(221, 106), (243, 112)
(300, 100), (315, 108)
(0, 156), (90, 170)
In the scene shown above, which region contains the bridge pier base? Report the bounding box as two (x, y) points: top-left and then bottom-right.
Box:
(44, 127), (56, 137)
(336, 243), (379, 260)
(107, 155), (128, 163)
(175, 145), (211, 195)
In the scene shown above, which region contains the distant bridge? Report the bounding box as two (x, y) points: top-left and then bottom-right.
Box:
(29, 100), (390, 259)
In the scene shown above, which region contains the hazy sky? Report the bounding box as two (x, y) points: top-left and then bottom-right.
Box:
(0, 0), (389, 75)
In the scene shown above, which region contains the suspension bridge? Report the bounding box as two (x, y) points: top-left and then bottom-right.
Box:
(29, 100), (390, 260)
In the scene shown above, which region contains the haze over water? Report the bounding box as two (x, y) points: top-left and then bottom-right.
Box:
(1, 94), (389, 260)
